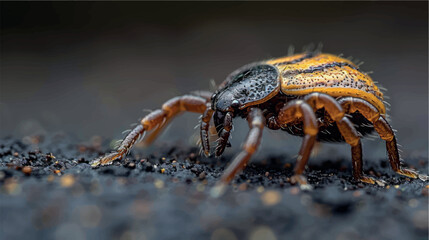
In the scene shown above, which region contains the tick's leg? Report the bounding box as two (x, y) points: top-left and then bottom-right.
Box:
(91, 95), (208, 167)
(142, 116), (172, 146)
(210, 108), (264, 197)
(143, 91), (212, 146)
(275, 100), (318, 188)
(374, 116), (419, 178)
(200, 103), (214, 156)
(304, 93), (378, 184)
(339, 97), (422, 180)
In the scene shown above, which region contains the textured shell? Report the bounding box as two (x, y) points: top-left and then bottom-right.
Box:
(266, 53), (385, 114)
(213, 64), (280, 111)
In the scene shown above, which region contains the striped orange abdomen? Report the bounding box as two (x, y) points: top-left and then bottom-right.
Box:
(266, 53), (385, 114)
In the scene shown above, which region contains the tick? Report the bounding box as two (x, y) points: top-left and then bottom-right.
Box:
(91, 51), (426, 196)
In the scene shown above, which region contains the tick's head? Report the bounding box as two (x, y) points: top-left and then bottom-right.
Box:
(211, 63), (280, 136)
(211, 63), (280, 112)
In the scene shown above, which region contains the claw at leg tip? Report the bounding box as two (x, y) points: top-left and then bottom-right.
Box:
(300, 184), (313, 191)
(418, 174), (428, 181)
(90, 157), (103, 168)
(375, 179), (386, 187)
(210, 183), (227, 198)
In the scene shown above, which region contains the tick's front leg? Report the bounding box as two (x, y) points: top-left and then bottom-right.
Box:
(91, 95), (208, 167)
(210, 108), (265, 198)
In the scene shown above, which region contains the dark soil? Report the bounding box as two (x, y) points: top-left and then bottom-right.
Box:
(0, 134), (428, 240)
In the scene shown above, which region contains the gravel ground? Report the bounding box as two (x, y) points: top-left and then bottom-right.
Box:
(0, 134), (428, 240)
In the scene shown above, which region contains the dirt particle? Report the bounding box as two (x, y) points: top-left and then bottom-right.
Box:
(47, 175), (55, 182)
(154, 179), (164, 189)
(22, 166), (32, 175)
(127, 162), (136, 169)
(353, 190), (362, 197)
(60, 175), (75, 188)
(261, 190), (281, 206)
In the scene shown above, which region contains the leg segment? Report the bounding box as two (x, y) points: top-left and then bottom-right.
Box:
(200, 103), (214, 156)
(210, 108), (264, 197)
(91, 95), (208, 167)
(374, 116), (419, 178)
(338, 97), (419, 179)
(143, 91), (212, 146)
(275, 100), (318, 186)
(303, 93), (377, 183)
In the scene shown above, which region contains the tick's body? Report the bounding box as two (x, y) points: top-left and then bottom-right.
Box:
(92, 52), (425, 195)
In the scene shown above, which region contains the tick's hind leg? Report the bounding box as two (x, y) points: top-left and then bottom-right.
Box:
(274, 100), (318, 189)
(373, 116), (421, 179)
(304, 93), (380, 184)
(91, 95), (208, 167)
(339, 97), (426, 181)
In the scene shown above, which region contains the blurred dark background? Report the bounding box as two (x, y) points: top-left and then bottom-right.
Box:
(1, 2), (427, 159)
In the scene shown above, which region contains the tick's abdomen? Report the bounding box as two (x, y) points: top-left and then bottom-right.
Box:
(266, 53), (386, 115)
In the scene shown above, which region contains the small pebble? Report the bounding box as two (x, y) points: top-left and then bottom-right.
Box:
(60, 175), (75, 187)
(154, 179), (164, 189)
(261, 190), (281, 206)
(353, 190), (362, 197)
(127, 162), (136, 169)
(198, 172), (206, 180)
(22, 166), (32, 175)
